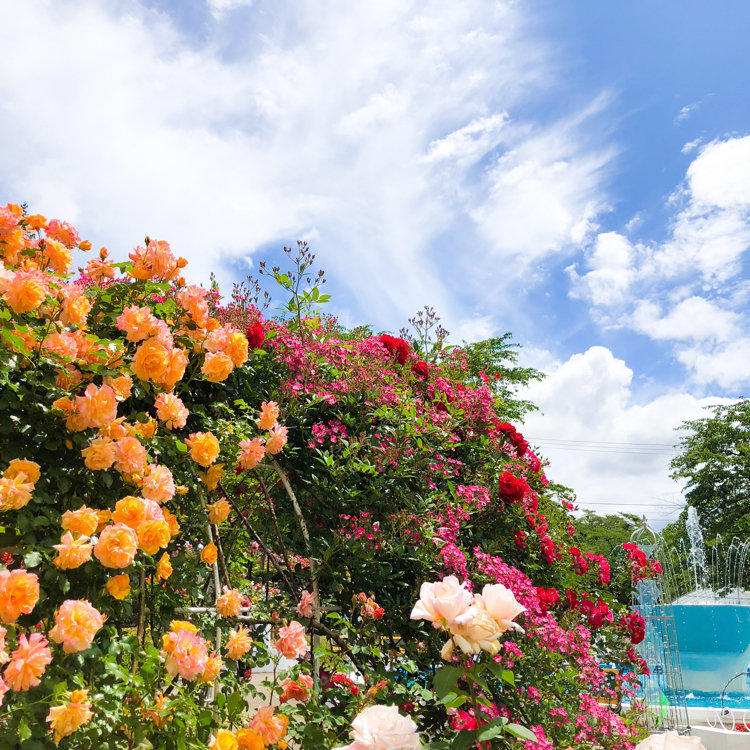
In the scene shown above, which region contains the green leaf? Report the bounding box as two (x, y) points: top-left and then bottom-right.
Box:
(501, 669), (515, 686)
(433, 665), (463, 699)
(18, 718), (31, 742)
(505, 724), (538, 742)
(23, 551), (42, 568)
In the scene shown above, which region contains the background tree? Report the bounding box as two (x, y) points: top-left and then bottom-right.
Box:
(670, 400), (750, 539)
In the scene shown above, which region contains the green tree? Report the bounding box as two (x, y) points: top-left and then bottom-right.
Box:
(574, 510), (641, 558)
(670, 400), (750, 539)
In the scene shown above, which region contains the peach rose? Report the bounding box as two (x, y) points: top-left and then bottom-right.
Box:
(85, 257), (116, 283)
(335, 705), (420, 750)
(409, 575), (473, 630)
(46, 689), (93, 743)
(3, 270), (47, 314)
(42, 331), (78, 360)
(59, 284), (91, 327)
(265, 424), (288, 455)
(141, 464), (175, 504)
(207, 498), (231, 524)
(162, 628), (209, 681)
(81, 436), (116, 470)
(156, 552), (173, 581)
(53, 531), (93, 570)
(46, 218), (80, 248)
(3, 632), (52, 691)
(280, 673), (313, 703)
(94, 523), (138, 568)
(257, 401), (279, 431)
(225, 625), (253, 661)
(75, 383), (118, 429)
(161, 346), (188, 390)
(0, 474), (34, 511)
(137, 519), (171, 555)
(296, 590), (315, 619)
(106, 574), (130, 600)
(273, 621), (308, 660)
(478, 583), (526, 633)
(61, 505), (100, 537)
(0, 569), (40, 624)
(116, 305), (158, 342)
(202, 351), (234, 382)
(216, 586), (245, 618)
(250, 706), (288, 746)
(49, 599), (104, 653)
(114, 436), (148, 475)
(201, 542), (218, 566)
(154, 392), (189, 429)
(446, 606), (503, 657)
(238, 437), (265, 470)
(185, 431), (220, 467)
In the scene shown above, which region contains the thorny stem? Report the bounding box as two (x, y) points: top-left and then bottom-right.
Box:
(269, 458), (321, 693)
(219, 483), (297, 596)
(257, 475), (299, 599)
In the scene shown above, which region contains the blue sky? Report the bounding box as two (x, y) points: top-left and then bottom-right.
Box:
(2, 0), (749, 526)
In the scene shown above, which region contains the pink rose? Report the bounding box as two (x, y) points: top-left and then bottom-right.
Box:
(335, 705), (421, 750)
(409, 575), (473, 630)
(273, 621), (308, 660)
(296, 590), (315, 619)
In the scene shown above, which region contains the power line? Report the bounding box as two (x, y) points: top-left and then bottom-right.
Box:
(527, 437), (678, 447)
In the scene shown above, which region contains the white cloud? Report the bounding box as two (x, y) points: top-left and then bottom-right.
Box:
(520, 346), (732, 523)
(675, 101), (700, 125)
(569, 231), (635, 306)
(631, 296), (740, 342)
(676, 337), (750, 389)
(0, 0), (615, 331)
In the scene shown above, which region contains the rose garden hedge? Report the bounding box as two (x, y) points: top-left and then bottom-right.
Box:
(0, 203), (654, 748)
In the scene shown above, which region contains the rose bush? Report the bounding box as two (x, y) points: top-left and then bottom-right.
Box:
(0, 205), (653, 748)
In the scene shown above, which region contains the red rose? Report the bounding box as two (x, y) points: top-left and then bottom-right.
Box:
(411, 361), (429, 380)
(379, 334), (410, 365)
(498, 471), (527, 504)
(245, 321), (265, 349)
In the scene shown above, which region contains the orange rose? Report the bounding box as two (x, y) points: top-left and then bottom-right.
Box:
(236, 728), (264, 750)
(273, 621), (308, 660)
(49, 599), (104, 653)
(207, 498), (231, 524)
(112, 496), (147, 529)
(199, 651), (223, 684)
(238, 438), (265, 470)
(60, 285), (92, 327)
(265, 424), (288, 455)
(161, 347), (188, 389)
(3, 458), (41, 484)
(42, 237), (72, 274)
(201, 542), (218, 566)
(46, 689), (93, 743)
(226, 625), (253, 661)
(200, 463), (225, 491)
(202, 351), (234, 382)
(103, 373), (133, 399)
(216, 586), (245, 618)
(81, 436), (116, 470)
(280, 674), (313, 703)
(132, 337), (170, 382)
(162, 507), (180, 537)
(208, 729), (238, 750)
(3, 270), (47, 313)
(185, 431), (220, 467)
(61, 505), (100, 537)
(53, 531), (93, 570)
(0, 569), (40, 623)
(156, 552), (173, 581)
(94, 523), (138, 568)
(227, 330), (249, 367)
(106, 574), (130, 600)
(137, 519), (171, 555)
